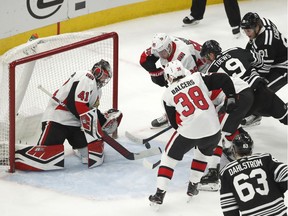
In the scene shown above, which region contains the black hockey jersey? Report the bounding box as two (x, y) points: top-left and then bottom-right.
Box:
(245, 18), (288, 75)
(206, 47), (263, 88)
(220, 153), (287, 216)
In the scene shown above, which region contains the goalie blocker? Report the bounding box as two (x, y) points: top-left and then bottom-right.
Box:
(15, 108), (123, 171)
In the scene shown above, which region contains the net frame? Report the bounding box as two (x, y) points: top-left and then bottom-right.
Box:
(4, 32), (119, 173)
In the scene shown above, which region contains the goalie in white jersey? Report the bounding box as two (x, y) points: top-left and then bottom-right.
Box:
(149, 60), (238, 206)
(15, 59), (122, 171)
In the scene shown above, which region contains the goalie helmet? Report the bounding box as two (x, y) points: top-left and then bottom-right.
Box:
(240, 12), (261, 29)
(151, 33), (173, 58)
(164, 60), (186, 83)
(200, 40), (222, 58)
(91, 59), (112, 88)
(232, 133), (254, 157)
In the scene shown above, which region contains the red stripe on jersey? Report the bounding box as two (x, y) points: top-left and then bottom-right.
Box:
(158, 166), (174, 179)
(225, 129), (240, 141)
(175, 112), (182, 126)
(75, 101), (90, 115)
(165, 131), (177, 152)
(213, 146), (223, 157)
(191, 159), (207, 172)
(210, 89), (223, 101)
(167, 42), (177, 62)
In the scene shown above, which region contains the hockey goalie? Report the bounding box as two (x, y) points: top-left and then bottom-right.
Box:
(15, 59), (122, 171)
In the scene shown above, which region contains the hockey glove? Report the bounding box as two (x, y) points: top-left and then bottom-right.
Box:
(150, 73), (168, 87)
(102, 109), (123, 134)
(224, 94), (238, 114)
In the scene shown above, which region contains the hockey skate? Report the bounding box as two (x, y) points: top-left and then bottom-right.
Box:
(198, 165), (220, 192)
(241, 115), (262, 127)
(151, 114), (169, 128)
(182, 16), (200, 26)
(149, 188), (166, 210)
(232, 26), (241, 39)
(187, 182), (199, 202)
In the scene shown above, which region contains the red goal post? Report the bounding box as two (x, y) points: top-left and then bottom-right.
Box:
(0, 31), (119, 173)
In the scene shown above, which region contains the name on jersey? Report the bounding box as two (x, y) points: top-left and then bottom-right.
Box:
(228, 159), (263, 176)
(214, 53), (232, 67)
(171, 79), (195, 95)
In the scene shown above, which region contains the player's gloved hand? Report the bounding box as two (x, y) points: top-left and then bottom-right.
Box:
(251, 77), (269, 90)
(150, 74), (168, 87)
(224, 94), (238, 114)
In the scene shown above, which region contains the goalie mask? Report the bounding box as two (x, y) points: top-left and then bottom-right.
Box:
(232, 133), (254, 157)
(164, 60), (186, 84)
(200, 40), (222, 59)
(92, 59), (112, 88)
(151, 33), (173, 59)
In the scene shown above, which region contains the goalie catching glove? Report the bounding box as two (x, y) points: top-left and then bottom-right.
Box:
(101, 109), (123, 134)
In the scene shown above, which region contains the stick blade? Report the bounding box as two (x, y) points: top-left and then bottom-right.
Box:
(125, 131), (144, 144)
(142, 158), (161, 169)
(133, 147), (162, 160)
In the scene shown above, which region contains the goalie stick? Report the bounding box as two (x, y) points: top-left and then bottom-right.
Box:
(37, 85), (162, 160)
(125, 125), (172, 148)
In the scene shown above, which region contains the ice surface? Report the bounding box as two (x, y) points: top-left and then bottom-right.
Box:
(0, 0), (287, 215)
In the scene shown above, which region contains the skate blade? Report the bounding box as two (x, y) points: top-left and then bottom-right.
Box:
(187, 195), (194, 203)
(150, 123), (169, 129)
(241, 120), (261, 128)
(149, 202), (160, 211)
(182, 21), (200, 27)
(198, 183), (220, 192)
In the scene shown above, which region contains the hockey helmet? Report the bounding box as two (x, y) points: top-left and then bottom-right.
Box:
(91, 59), (112, 88)
(200, 40), (222, 58)
(232, 133), (254, 156)
(240, 12), (261, 29)
(164, 60), (186, 83)
(151, 33), (173, 58)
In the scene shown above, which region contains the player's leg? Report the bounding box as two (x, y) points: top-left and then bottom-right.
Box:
(183, 0), (207, 25)
(15, 121), (66, 171)
(223, 0), (241, 37)
(149, 132), (190, 205)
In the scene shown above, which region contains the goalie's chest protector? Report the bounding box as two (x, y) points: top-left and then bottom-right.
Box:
(163, 73), (220, 139)
(42, 70), (99, 127)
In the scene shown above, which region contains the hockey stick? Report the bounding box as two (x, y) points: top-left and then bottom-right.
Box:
(37, 85), (162, 160)
(125, 125), (172, 148)
(143, 158), (161, 169)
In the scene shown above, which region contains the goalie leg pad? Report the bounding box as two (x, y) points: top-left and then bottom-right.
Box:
(15, 145), (64, 171)
(88, 140), (104, 168)
(102, 109), (123, 134)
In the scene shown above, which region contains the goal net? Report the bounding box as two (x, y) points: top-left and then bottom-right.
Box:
(0, 31), (119, 172)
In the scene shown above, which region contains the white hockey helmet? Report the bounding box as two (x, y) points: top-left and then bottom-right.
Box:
(164, 60), (186, 83)
(151, 33), (173, 58)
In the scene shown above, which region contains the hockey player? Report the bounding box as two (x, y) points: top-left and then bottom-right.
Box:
(240, 12), (288, 126)
(197, 40), (287, 190)
(148, 60), (238, 206)
(201, 39), (287, 126)
(220, 133), (288, 216)
(140, 33), (208, 127)
(15, 59), (123, 171)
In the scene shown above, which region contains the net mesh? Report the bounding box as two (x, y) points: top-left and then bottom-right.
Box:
(0, 32), (118, 171)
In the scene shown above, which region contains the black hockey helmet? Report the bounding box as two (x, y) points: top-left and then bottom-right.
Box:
(200, 40), (222, 58)
(91, 59), (112, 88)
(232, 133), (254, 156)
(240, 12), (261, 29)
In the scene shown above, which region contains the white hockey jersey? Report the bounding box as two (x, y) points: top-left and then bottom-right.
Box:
(42, 70), (101, 127)
(159, 36), (208, 73)
(162, 73), (221, 139)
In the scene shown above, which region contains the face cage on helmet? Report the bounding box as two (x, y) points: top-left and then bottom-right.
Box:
(96, 69), (111, 88)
